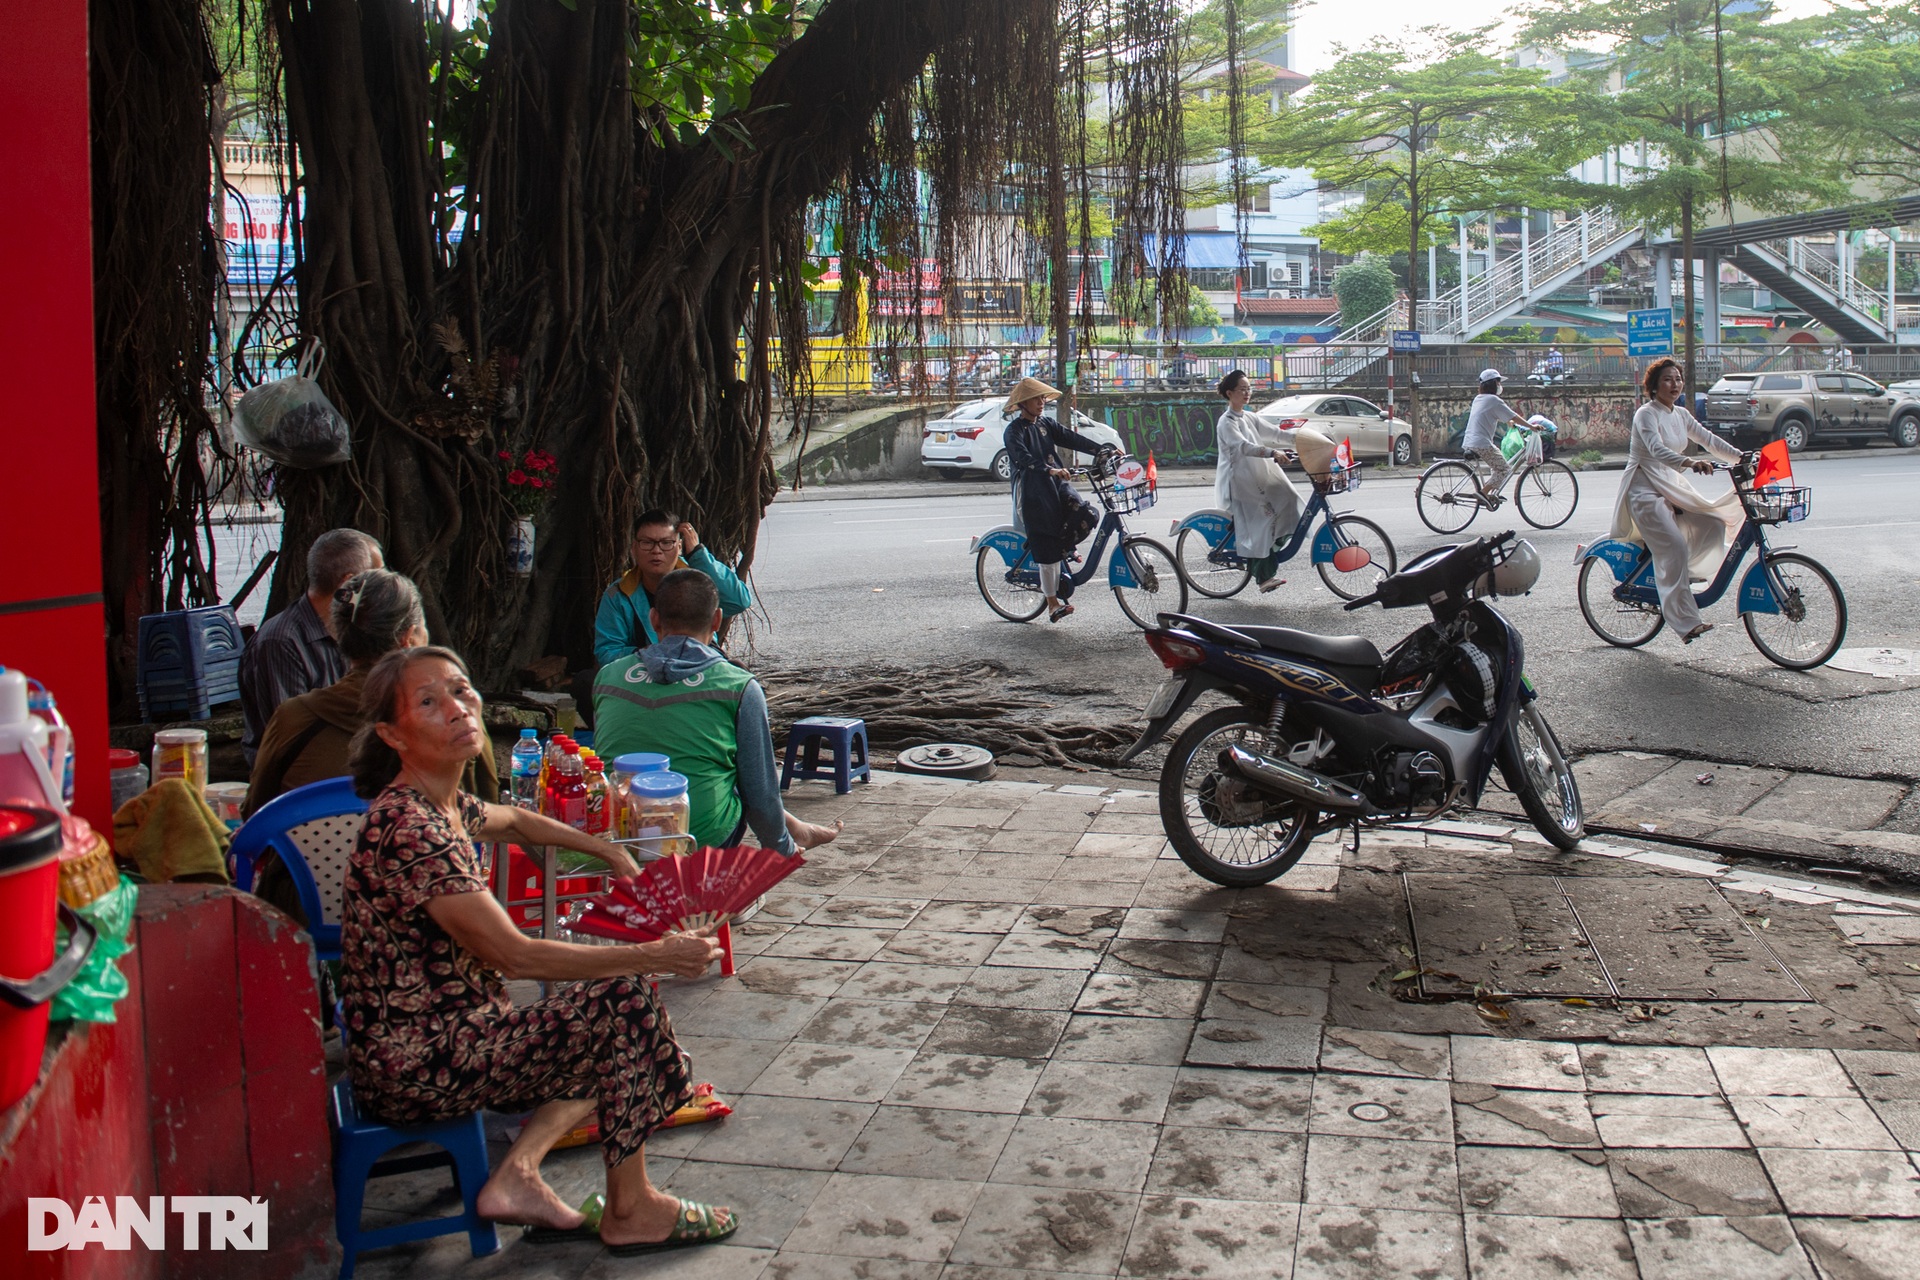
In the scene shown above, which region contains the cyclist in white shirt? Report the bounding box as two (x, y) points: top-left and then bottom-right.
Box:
(1461, 369), (1533, 506)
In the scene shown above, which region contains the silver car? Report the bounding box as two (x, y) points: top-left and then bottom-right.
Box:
(1252, 393), (1415, 465)
(920, 398), (1122, 480)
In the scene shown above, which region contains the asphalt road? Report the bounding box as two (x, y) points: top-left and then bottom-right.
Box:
(746, 455), (1920, 785)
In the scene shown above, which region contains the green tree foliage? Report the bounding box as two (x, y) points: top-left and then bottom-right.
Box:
(1109, 274), (1223, 329)
(1332, 254), (1397, 330)
(1517, 0), (1851, 389)
(1259, 28), (1594, 458)
(1765, 1), (1920, 189)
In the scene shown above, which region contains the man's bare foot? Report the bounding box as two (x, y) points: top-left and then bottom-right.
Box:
(475, 1160), (582, 1230)
(793, 819), (844, 850)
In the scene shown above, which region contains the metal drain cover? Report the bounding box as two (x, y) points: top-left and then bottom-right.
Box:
(1825, 647), (1920, 678)
(897, 743), (997, 781)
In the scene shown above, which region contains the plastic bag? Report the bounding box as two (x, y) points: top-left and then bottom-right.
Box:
(50, 876), (138, 1024)
(1500, 426), (1543, 467)
(232, 340), (351, 468)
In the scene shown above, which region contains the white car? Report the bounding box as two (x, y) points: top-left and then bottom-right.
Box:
(1253, 393), (1414, 466)
(920, 398), (1124, 480)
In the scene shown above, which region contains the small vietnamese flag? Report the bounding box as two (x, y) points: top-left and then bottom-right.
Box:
(1752, 439), (1792, 488)
(1335, 437), (1354, 469)
(1146, 452), (1158, 490)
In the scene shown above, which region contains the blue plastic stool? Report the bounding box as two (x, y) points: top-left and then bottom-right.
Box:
(781, 716), (871, 794)
(328, 1076), (500, 1278)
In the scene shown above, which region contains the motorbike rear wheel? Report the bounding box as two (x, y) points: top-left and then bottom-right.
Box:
(1159, 706), (1318, 887)
(1500, 702), (1584, 850)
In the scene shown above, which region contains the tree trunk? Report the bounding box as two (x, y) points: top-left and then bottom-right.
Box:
(1681, 192), (1696, 396)
(268, 0), (1049, 685)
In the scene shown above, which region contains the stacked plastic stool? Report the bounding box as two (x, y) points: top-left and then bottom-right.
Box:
(137, 605), (245, 721)
(780, 716), (872, 795)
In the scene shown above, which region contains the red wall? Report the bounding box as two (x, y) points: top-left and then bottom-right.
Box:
(0, 0), (109, 831)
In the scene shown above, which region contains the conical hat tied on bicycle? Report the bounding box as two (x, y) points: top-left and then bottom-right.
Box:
(1292, 427), (1338, 481)
(1004, 376), (1061, 413)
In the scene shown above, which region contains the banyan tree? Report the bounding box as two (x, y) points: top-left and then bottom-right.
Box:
(93, 0), (1196, 692)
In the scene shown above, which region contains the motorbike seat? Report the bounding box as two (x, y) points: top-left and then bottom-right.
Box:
(1233, 625), (1383, 671)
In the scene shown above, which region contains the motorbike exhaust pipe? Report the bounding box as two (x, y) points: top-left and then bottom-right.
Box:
(1221, 745), (1369, 813)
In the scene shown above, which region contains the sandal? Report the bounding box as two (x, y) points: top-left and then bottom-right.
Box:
(521, 1194), (604, 1245)
(1683, 623), (1714, 644)
(1049, 604), (1075, 622)
(604, 1200), (738, 1256)
(1257, 578), (1287, 593)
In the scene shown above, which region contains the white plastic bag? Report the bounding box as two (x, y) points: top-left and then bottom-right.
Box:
(232, 340), (351, 468)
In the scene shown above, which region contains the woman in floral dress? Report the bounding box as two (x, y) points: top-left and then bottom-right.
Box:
(338, 645), (735, 1256)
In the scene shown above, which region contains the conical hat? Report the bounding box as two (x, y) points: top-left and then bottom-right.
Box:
(1004, 376), (1062, 413)
(1292, 427), (1338, 479)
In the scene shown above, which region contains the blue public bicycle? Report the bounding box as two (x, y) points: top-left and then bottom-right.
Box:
(1576, 458), (1846, 669)
(971, 452), (1188, 628)
(1167, 462), (1397, 602)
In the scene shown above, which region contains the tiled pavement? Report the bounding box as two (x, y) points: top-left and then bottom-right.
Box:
(351, 770), (1920, 1279)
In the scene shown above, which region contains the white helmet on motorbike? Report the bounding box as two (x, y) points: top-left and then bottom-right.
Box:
(1476, 539), (1541, 597)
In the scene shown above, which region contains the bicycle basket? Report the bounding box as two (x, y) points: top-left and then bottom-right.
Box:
(1741, 484), (1811, 525)
(1311, 461), (1364, 496)
(1096, 454), (1156, 514)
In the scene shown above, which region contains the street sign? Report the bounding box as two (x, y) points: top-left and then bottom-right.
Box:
(1627, 308), (1673, 357)
(1391, 329), (1422, 353)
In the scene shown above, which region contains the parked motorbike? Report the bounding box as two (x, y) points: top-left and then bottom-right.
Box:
(1525, 359), (1575, 387)
(1122, 531), (1583, 886)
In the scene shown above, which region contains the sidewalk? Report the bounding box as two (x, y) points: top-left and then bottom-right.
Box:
(353, 768), (1920, 1279)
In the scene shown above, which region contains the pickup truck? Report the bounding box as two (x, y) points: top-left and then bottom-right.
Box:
(1704, 370), (1920, 451)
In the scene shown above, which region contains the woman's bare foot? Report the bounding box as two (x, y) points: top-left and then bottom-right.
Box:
(597, 1187), (692, 1247)
(792, 818), (844, 850)
(475, 1159), (583, 1230)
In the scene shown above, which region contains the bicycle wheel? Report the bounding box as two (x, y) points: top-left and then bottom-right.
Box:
(1112, 536), (1188, 629)
(1316, 515), (1397, 601)
(975, 544), (1046, 622)
(1515, 461), (1579, 530)
(1743, 552), (1846, 670)
(1416, 461), (1483, 534)
(1576, 556), (1665, 647)
(1159, 706), (1316, 887)
(1175, 525), (1251, 599)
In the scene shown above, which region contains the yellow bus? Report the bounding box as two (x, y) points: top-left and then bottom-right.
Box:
(742, 261), (872, 397)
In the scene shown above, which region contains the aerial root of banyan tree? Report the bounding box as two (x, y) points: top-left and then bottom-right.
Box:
(758, 661), (1144, 769)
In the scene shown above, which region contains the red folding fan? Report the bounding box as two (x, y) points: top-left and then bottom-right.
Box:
(570, 845), (804, 944)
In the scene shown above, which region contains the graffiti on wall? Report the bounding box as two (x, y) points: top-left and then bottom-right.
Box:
(1092, 398), (1221, 464)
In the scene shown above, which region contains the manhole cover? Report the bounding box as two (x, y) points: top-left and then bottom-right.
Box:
(1825, 647), (1920, 678)
(896, 743), (997, 781)
(1348, 1103), (1394, 1123)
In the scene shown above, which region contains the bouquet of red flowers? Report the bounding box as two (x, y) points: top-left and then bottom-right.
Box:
(499, 448), (558, 517)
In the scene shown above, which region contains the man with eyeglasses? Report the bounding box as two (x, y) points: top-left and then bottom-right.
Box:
(593, 509), (753, 667)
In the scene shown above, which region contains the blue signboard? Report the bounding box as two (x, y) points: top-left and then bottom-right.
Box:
(1391, 329), (1422, 353)
(1627, 308), (1674, 357)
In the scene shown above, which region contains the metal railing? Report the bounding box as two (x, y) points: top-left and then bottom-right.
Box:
(1752, 239), (1898, 328)
(1418, 208), (1642, 340)
(793, 341), (1920, 400)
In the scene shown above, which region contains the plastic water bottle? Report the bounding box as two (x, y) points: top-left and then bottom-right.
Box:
(510, 729), (543, 808)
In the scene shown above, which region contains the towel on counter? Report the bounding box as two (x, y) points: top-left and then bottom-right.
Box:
(113, 778), (232, 884)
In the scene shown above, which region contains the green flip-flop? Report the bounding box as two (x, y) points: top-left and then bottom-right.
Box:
(521, 1193), (604, 1245)
(604, 1200), (738, 1257)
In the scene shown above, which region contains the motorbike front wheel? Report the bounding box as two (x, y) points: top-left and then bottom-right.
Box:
(1500, 702), (1584, 850)
(1159, 706), (1318, 887)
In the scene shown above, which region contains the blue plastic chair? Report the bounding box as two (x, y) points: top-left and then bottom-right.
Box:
(781, 715), (872, 794)
(329, 1005), (500, 1278)
(230, 776), (369, 964)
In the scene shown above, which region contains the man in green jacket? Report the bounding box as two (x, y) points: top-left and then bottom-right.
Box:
(593, 571), (841, 854)
(592, 509), (753, 667)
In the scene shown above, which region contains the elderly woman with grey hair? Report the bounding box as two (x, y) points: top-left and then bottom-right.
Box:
(244, 568), (499, 816)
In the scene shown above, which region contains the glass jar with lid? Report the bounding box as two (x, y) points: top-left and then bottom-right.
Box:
(627, 770), (691, 858)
